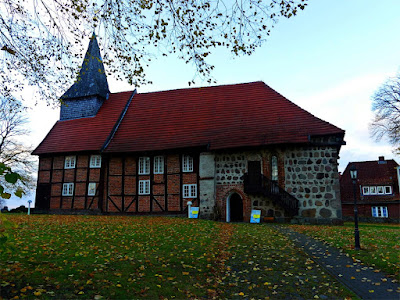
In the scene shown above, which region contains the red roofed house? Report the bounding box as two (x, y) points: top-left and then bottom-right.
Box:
(33, 34), (346, 222)
(340, 157), (400, 222)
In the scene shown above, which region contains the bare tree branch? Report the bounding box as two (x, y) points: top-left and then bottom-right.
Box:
(370, 74), (400, 152)
(0, 0), (308, 103)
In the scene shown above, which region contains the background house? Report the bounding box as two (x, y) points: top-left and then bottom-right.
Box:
(340, 156), (400, 222)
(33, 34), (346, 223)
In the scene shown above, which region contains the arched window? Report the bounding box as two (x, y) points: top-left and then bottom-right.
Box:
(271, 155), (278, 181)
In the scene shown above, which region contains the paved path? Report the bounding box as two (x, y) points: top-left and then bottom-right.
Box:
(275, 226), (400, 300)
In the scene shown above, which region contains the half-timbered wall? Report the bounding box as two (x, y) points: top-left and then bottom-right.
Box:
(104, 154), (199, 213)
(36, 153), (200, 214)
(36, 154), (102, 211)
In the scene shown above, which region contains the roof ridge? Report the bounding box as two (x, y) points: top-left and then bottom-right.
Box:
(130, 80), (264, 95)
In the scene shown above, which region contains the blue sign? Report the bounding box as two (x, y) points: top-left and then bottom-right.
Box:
(189, 207), (199, 218)
(250, 209), (261, 223)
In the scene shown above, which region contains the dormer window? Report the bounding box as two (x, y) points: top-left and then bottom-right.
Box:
(65, 156), (76, 169)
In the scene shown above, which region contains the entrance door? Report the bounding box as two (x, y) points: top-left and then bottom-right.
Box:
(248, 161), (261, 190)
(35, 183), (51, 210)
(230, 193), (243, 222)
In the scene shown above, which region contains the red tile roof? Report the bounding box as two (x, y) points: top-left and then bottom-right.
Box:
(33, 81), (345, 155)
(340, 158), (399, 202)
(341, 159), (399, 186)
(32, 91), (133, 155)
(105, 81), (344, 153)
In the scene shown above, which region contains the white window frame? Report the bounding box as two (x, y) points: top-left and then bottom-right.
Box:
(90, 155), (102, 168)
(139, 157), (150, 175)
(183, 184), (197, 198)
(372, 206), (388, 218)
(271, 156), (278, 181)
(384, 186), (392, 195)
(377, 186), (384, 195)
(182, 155), (193, 172)
(369, 186), (377, 195)
(362, 186), (370, 195)
(154, 156), (164, 174)
(62, 183), (74, 196)
(139, 180), (150, 195)
(64, 156), (76, 169)
(88, 183), (96, 196)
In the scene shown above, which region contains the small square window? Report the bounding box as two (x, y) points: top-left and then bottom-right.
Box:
(183, 155), (193, 172)
(154, 156), (164, 174)
(62, 183), (74, 196)
(139, 180), (150, 195)
(369, 186), (377, 195)
(139, 157), (150, 175)
(88, 183), (96, 196)
(90, 155), (101, 168)
(362, 186), (370, 195)
(384, 186), (392, 194)
(183, 184), (197, 198)
(377, 186), (384, 194)
(65, 156), (76, 169)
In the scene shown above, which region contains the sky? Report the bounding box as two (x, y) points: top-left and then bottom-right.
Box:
(6, 0), (400, 208)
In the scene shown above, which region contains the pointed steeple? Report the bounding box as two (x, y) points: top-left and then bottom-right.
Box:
(62, 33), (109, 100)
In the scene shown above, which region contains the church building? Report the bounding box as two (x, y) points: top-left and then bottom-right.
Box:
(33, 34), (346, 223)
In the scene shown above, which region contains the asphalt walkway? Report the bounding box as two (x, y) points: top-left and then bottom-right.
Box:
(275, 226), (400, 300)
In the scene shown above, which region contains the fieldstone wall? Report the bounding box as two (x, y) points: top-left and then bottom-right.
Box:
(60, 96), (105, 120)
(203, 144), (342, 222)
(214, 151), (287, 219)
(215, 153), (247, 185)
(284, 146), (342, 220)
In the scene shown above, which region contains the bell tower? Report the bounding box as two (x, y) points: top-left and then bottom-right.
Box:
(60, 33), (110, 121)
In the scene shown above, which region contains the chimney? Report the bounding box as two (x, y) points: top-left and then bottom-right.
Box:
(378, 156), (386, 164)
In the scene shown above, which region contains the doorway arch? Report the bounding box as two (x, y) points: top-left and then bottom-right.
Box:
(226, 192), (243, 222)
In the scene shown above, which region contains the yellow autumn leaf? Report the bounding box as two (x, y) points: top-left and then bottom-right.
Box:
(238, 292), (244, 296)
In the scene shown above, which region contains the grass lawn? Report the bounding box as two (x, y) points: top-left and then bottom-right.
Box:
(1, 214), (357, 299)
(289, 222), (400, 278)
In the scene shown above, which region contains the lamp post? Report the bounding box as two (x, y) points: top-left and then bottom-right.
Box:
(349, 164), (361, 250)
(27, 200), (32, 215)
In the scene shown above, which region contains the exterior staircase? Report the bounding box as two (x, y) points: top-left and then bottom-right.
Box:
(243, 173), (299, 217)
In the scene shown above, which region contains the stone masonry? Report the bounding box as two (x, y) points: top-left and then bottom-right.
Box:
(284, 146), (342, 220)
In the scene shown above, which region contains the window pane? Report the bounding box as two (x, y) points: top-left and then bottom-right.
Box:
(65, 156), (76, 169)
(382, 207), (388, 217)
(190, 185), (196, 197)
(377, 186), (384, 194)
(271, 156), (278, 181)
(183, 155), (193, 172)
(139, 180), (150, 195)
(90, 155), (101, 168)
(362, 187), (369, 195)
(372, 207), (378, 217)
(139, 157), (150, 174)
(384, 186), (392, 194)
(154, 156), (164, 174)
(88, 183), (96, 195)
(370, 186), (377, 194)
